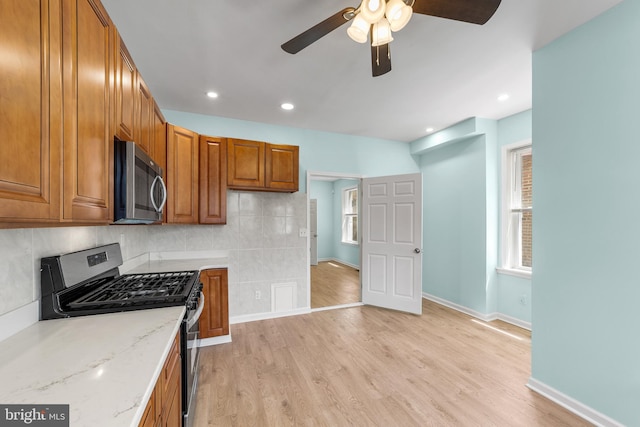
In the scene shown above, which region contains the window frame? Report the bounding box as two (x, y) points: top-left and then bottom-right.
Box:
(341, 186), (359, 246)
(498, 140), (532, 279)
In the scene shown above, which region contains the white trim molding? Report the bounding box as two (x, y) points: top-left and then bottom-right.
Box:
(312, 302), (364, 313)
(199, 334), (232, 348)
(422, 293), (532, 331)
(230, 307), (312, 325)
(527, 377), (624, 427)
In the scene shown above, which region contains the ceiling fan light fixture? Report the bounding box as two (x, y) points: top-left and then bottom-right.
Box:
(371, 18), (393, 47)
(360, 0), (386, 24)
(386, 0), (413, 32)
(347, 14), (370, 43)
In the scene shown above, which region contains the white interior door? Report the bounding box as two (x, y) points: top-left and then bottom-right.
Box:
(310, 199), (318, 266)
(361, 173), (423, 315)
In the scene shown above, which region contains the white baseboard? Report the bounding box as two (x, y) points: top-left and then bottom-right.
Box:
(199, 334), (232, 348)
(312, 302), (364, 312)
(422, 293), (531, 331)
(527, 377), (623, 427)
(230, 307), (312, 325)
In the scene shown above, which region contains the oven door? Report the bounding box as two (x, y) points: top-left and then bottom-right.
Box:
(183, 291), (204, 427)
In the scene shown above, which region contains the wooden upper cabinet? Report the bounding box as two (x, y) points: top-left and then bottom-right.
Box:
(227, 139), (299, 192)
(114, 32), (135, 142)
(199, 136), (227, 224)
(266, 144), (299, 191)
(61, 0), (114, 223)
(135, 73), (153, 156)
(0, 0), (62, 223)
(152, 101), (167, 179)
(227, 139), (265, 189)
(166, 124), (198, 223)
(199, 269), (229, 339)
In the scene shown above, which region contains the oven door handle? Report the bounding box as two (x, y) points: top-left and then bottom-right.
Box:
(187, 292), (205, 329)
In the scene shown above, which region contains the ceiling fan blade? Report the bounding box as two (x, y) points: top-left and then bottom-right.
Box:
(412, 0), (501, 25)
(371, 43), (392, 77)
(281, 7), (356, 54)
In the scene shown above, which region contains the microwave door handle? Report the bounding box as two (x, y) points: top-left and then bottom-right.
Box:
(157, 176), (167, 212)
(150, 175), (167, 213)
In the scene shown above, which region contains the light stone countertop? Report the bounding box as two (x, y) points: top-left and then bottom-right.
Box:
(0, 306), (185, 427)
(0, 253), (229, 426)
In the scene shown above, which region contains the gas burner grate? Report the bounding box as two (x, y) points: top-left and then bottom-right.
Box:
(66, 271), (197, 309)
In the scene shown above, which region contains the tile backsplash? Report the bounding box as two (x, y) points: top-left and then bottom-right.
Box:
(0, 191), (308, 319)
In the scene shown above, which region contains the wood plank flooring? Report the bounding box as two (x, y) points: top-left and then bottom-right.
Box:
(310, 261), (360, 309)
(193, 300), (591, 426)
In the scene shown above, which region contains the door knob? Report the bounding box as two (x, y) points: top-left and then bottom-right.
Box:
(414, 248), (421, 254)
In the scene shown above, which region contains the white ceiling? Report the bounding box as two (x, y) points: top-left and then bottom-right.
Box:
(101, 0), (622, 143)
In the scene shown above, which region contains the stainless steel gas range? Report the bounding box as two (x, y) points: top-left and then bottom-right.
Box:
(39, 243), (203, 427)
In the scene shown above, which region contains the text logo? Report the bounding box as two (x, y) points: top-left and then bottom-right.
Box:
(0, 405), (69, 427)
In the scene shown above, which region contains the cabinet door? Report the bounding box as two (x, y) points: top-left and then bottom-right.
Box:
(166, 124), (198, 223)
(199, 269), (229, 338)
(227, 139), (265, 189)
(162, 376), (182, 427)
(114, 33), (135, 141)
(199, 136), (227, 224)
(139, 389), (155, 427)
(62, 0), (113, 222)
(266, 143), (299, 192)
(135, 73), (153, 155)
(0, 0), (62, 223)
(152, 101), (167, 178)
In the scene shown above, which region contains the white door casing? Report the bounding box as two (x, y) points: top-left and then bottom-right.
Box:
(310, 199), (318, 266)
(361, 173), (423, 315)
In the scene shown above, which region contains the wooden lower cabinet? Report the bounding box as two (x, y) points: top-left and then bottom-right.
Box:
(199, 269), (229, 338)
(139, 331), (181, 427)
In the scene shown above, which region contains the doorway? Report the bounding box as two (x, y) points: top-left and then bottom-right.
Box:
(307, 172), (363, 310)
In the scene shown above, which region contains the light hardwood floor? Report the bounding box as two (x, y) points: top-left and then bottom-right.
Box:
(310, 261), (361, 309)
(193, 300), (591, 426)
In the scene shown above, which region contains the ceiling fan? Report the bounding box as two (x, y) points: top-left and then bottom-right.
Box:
(281, 0), (502, 77)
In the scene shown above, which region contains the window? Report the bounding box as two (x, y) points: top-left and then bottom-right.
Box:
(342, 187), (358, 245)
(500, 142), (532, 275)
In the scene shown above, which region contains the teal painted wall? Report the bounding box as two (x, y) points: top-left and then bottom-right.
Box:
(309, 181), (333, 260)
(162, 110), (420, 190)
(419, 134), (489, 312)
(496, 110), (532, 323)
(532, 1), (640, 424)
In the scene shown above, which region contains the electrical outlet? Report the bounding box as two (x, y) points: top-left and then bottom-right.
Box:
(255, 291), (261, 300)
(299, 228), (308, 238)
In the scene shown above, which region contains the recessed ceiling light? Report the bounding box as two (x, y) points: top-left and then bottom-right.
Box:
(281, 102), (294, 110)
(426, 127), (434, 133)
(206, 91), (218, 99)
(498, 93), (510, 102)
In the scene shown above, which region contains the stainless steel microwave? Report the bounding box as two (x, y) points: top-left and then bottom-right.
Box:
(114, 139), (166, 224)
